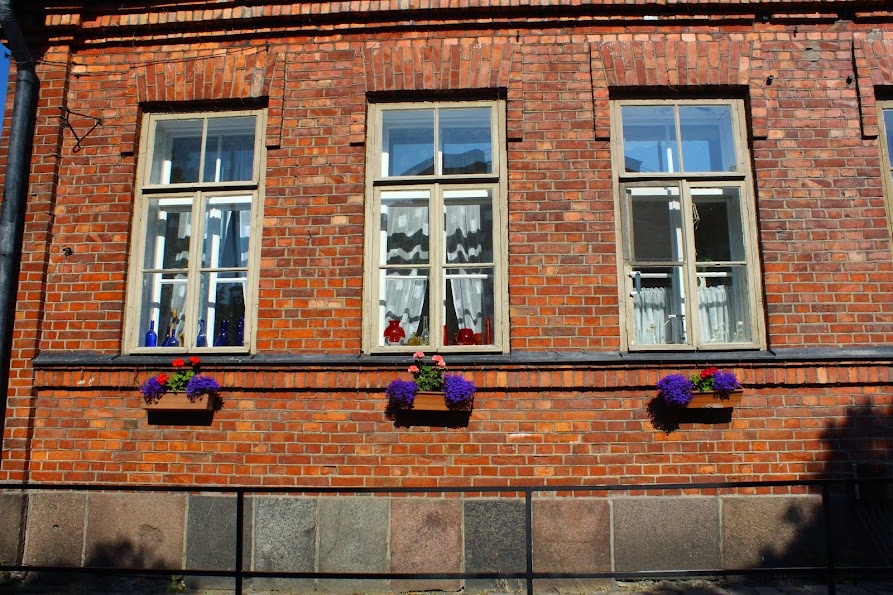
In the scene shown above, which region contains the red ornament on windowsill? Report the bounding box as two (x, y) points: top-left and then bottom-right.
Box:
(383, 319), (405, 345)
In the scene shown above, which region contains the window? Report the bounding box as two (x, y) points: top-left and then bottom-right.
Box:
(126, 110), (265, 353)
(612, 100), (764, 350)
(880, 104), (893, 239)
(363, 101), (508, 352)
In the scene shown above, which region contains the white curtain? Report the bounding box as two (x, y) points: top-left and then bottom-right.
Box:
(446, 204), (484, 333)
(383, 206), (429, 336)
(633, 284), (737, 344)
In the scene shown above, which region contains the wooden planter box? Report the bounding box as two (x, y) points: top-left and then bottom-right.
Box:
(142, 392), (215, 412)
(411, 391), (473, 412)
(685, 390), (743, 409)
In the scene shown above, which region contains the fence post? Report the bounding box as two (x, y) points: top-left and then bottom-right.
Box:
(821, 483), (836, 595)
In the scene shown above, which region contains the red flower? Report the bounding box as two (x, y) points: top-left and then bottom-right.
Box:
(156, 373), (168, 384)
(172, 358), (185, 368)
(189, 356), (201, 366)
(700, 367), (719, 379)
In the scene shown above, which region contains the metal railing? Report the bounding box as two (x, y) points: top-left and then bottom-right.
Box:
(2, 478), (892, 595)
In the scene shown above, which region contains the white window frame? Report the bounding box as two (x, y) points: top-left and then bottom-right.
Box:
(124, 109), (266, 354)
(362, 100), (509, 354)
(610, 99), (765, 351)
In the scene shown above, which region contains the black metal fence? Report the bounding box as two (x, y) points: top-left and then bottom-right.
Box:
(1, 478), (892, 595)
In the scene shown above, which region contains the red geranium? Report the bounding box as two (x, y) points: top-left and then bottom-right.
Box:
(189, 356), (201, 365)
(700, 366), (719, 379)
(156, 373), (168, 384)
(172, 358), (185, 368)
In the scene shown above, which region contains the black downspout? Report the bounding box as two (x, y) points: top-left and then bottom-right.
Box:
(0, 0), (38, 454)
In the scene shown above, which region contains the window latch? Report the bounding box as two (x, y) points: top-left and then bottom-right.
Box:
(628, 270), (642, 297)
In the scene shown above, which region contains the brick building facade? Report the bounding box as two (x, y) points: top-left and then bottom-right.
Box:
(1, 0), (892, 588)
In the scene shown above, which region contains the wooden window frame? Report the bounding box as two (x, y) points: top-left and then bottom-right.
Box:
(124, 109), (266, 354)
(610, 98), (765, 351)
(878, 102), (893, 243)
(362, 100), (509, 354)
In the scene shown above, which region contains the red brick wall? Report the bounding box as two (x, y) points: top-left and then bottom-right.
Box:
(1, 4), (892, 487)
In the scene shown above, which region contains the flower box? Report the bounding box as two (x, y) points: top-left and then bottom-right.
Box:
(685, 389), (743, 409)
(412, 391), (474, 412)
(142, 391), (215, 412)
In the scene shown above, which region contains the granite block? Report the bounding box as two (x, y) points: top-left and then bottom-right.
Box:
(532, 498), (612, 591)
(184, 494), (251, 591)
(613, 497), (721, 572)
(722, 495), (826, 569)
(464, 499), (526, 593)
(23, 492), (86, 567)
(390, 497), (462, 593)
(249, 496), (315, 592)
(0, 493), (25, 566)
(317, 497), (389, 594)
(85, 492), (186, 569)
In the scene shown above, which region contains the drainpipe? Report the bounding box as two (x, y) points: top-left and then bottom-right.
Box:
(0, 0), (39, 453)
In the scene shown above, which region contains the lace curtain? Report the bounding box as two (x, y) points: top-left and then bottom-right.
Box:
(633, 283), (742, 345)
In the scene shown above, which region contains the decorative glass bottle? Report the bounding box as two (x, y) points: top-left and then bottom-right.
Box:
(235, 316), (245, 346)
(214, 320), (230, 347)
(144, 320), (157, 347)
(196, 319), (207, 347)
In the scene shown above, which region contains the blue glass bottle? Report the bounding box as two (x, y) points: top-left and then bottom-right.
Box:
(235, 316), (244, 346)
(160, 325), (172, 347)
(196, 319), (207, 347)
(214, 320), (230, 347)
(145, 320), (157, 347)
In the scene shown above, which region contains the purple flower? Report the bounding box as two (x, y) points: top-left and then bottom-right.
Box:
(657, 373), (694, 407)
(443, 374), (476, 410)
(712, 370), (740, 394)
(140, 377), (167, 404)
(186, 374), (220, 401)
(386, 379), (418, 410)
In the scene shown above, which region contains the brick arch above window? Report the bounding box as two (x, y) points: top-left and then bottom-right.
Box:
(854, 38), (893, 139)
(119, 48), (284, 154)
(349, 43), (517, 144)
(590, 40), (766, 139)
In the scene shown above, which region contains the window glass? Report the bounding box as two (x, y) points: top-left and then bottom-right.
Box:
(202, 117), (256, 182)
(693, 187), (745, 263)
(201, 197), (252, 269)
(680, 106), (737, 172)
(696, 265), (752, 344)
(150, 119), (203, 184)
(885, 110), (893, 169)
(622, 106), (678, 173)
(380, 269), (430, 346)
(627, 187), (682, 262)
(381, 110), (435, 176)
(199, 271), (246, 347)
(444, 189), (494, 264)
(631, 266), (687, 346)
(381, 190), (430, 266)
(440, 108), (492, 175)
(445, 268), (495, 346)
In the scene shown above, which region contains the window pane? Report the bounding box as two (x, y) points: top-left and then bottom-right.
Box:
(379, 269), (429, 347)
(885, 110), (893, 169)
(444, 267), (495, 346)
(202, 117), (257, 182)
(199, 272), (246, 347)
(139, 272), (188, 347)
(680, 106), (737, 172)
(202, 197), (252, 269)
(150, 119), (202, 184)
(631, 267), (686, 346)
(621, 106), (678, 173)
(627, 187), (683, 262)
(381, 191), (430, 266)
(381, 110), (434, 176)
(696, 266), (751, 344)
(444, 189), (494, 264)
(693, 187), (745, 263)
(144, 200), (192, 270)
(439, 108), (492, 175)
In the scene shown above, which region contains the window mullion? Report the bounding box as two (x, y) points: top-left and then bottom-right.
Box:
(430, 184), (443, 348)
(680, 182), (701, 348)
